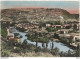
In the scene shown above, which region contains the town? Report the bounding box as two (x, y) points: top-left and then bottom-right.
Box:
(1, 8), (80, 57)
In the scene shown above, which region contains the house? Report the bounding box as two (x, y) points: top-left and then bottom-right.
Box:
(73, 35), (80, 42)
(7, 33), (14, 39)
(59, 34), (71, 38)
(58, 30), (67, 34)
(41, 27), (46, 31)
(8, 36), (21, 43)
(2, 20), (13, 24)
(15, 38), (21, 43)
(58, 29), (72, 34)
(7, 30), (20, 43)
(24, 26), (28, 30)
(53, 25), (63, 28)
(76, 23), (79, 29)
(7, 35), (14, 40)
(63, 24), (71, 29)
(34, 25), (39, 28)
(46, 24), (51, 27)
(7, 28), (14, 35)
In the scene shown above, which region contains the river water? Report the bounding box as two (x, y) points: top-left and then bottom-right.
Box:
(10, 28), (73, 52)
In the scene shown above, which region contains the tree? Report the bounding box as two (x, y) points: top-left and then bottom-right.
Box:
(60, 51), (65, 57)
(54, 47), (59, 56)
(73, 24), (77, 31)
(34, 31), (38, 47)
(51, 47), (59, 56)
(68, 36), (73, 43)
(14, 33), (19, 37)
(36, 39), (38, 47)
(51, 41), (54, 49)
(1, 22), (7, 38)
(65, 25), (72, 29)
(46, 27), (53, 32)
(10, 22), (15, 26)
(20, 36), (23, 38)
(6, 22), (10, 27)
(22, 40), (27, 49)
(13, 47), (21, 53)
(42, 43), (45, 48)
(77, 44), (80, 57)
(1, 50), (10, 57)
(16, 27), (26, 32)
(54, 33), (59, 39)
(46, 42), (48, 48)
(66, 50), (72, 57)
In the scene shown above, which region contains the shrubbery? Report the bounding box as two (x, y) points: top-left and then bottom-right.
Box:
(1, 22), (7, 37)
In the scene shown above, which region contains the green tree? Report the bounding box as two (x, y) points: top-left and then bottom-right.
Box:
(51, 47), (59, 56)
(1, 22), (7, 38)
(54, 33), (59, 39)
(68, 36), (73, 43)
(54, 47), (60, 56)
(73, 24), (77, 31)
(13, 47), (21, 53)
(1, 50), (10, 57)
(14, 33), (19, 37)
(22, 40), (27, 49)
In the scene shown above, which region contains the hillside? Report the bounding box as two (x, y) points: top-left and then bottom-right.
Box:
(1, 8), (79, 22)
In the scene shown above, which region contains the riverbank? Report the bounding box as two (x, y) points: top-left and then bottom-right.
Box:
(51, 37), (77, 50)
(26, 31), (76, 51)
(59, 39), (77, 50)
(1, 27), (79, 57)
(1, 38), (77, 57)
(10, 28), (73, 52)
(1, 39), (58, 57)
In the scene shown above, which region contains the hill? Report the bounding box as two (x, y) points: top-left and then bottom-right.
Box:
(1, 8), (79, 22)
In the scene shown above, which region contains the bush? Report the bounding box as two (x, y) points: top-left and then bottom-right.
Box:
(1, 50), (10, 57)
(54, 33), (59, 39)
(22, 40), (28, 49)
(13, 47), (21, 53)
(20, 36), (23, 38)
(14, 33), (19, 37)
(1, 22), (7, 37)
(51, 47), (60, 56)
(16, 27), (26, 32)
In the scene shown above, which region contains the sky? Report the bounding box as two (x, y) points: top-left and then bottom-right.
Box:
(1, 1), (79, 14)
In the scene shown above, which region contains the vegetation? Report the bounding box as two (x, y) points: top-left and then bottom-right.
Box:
(46, 21), (62, 25)
(10, 22), (15, 26)
(1, 8), (79, 57)
(14, 33), (19, 37)
(54, 33), (59, 39)
(27, 32), (49, 43)
(1, 38), (79, 57)
(1, 22), (7, 38)
(22, 21), (29, 23)
(16, 27), (26, 32)
(68, 36), (73, 43)
(73, 24), (77, 31)
(51, 47), (60, 56)
(39, 22), (46, 28)
(65, 25), (72, 29)
(19, 36), (23, 38)
(46, 27), (58, 32)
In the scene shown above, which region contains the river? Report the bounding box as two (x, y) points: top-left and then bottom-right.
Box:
(10, 28), (73, 52)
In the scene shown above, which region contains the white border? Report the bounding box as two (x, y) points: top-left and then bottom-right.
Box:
(0, 0), (80, 59)
(1, 57), (78, 59)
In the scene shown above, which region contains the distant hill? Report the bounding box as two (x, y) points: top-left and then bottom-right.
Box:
(1, 8), (79, 22)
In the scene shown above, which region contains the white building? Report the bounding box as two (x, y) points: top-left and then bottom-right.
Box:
(73, 35), (80, 42)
